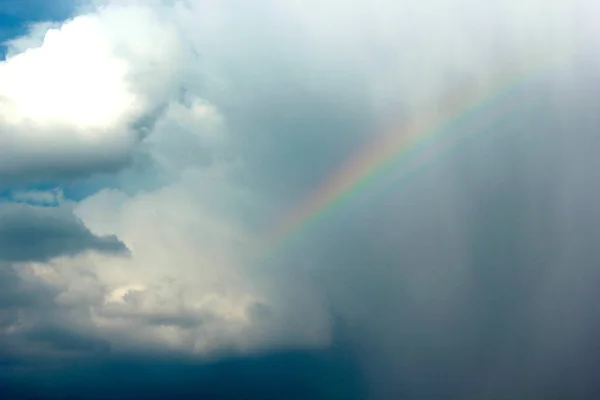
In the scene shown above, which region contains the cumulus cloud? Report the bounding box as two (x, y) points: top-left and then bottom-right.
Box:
(0, 202), (126, 363)
(0, 3), (184, 181)
(66, 169), (330, 356)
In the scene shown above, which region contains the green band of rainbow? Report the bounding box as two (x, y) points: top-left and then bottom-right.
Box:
(257, 61), (558, 260)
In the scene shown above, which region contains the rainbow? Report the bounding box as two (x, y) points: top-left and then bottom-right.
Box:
(258, 63), (553, 259)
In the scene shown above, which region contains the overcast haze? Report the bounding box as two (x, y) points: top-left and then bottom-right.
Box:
(1, 0), (600, 398)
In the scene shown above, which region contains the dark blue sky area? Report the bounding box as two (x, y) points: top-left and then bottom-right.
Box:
(0, 0), (75, 58)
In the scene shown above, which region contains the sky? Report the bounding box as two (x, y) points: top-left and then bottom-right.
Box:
(1, 0), (600, 399)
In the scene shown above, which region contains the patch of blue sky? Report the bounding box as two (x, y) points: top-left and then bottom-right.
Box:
(0, 151), (167, 204)
(0, 185), (61, 206)
(0, 176), (118, 205)
(0, 0), (75, 59)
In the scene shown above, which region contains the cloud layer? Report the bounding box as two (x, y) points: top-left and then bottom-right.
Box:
(1, 0), (600, 398)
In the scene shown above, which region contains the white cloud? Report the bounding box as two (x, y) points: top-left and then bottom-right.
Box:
(1, 17), (133, 129)
(28, 172), (331, 356)
(0, 4), (184, 180)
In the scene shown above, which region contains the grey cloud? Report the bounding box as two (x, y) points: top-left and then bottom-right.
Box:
(0, 104), (171, 186)
(297, 69), (600, 399)
(23, 325), (111, 353)
(99, 301), (205, 329)
(143, 314), (204, 329)
(0, 145), (132, 185)
(173, 3), (374, 204)
(0, 262), (97, 362)
(0, 265), (57, 314)
(0, 203), (128, 262)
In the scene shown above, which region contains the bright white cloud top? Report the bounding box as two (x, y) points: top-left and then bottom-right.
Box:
(0, 4), (183, 179)
(0, 17), (133, 128)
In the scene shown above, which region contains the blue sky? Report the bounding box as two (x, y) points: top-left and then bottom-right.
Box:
(0, 0), (74, 58)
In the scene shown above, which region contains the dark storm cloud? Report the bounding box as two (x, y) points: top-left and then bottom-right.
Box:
(22, 325), (111, 353)
(0, 203), (128, 262)
(0, 348), (365, 400)
(0, 263), (55, 311)
(297, 67), (600, 399)
(0, 260), (109, 368)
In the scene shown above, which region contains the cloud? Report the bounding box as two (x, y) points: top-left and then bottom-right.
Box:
(0, 3), (184, 181)
(0, 202), (126, 365)
(2, 0), (600, 398)
(0, 202), (127, 262)
(65, 172), (331, 357)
